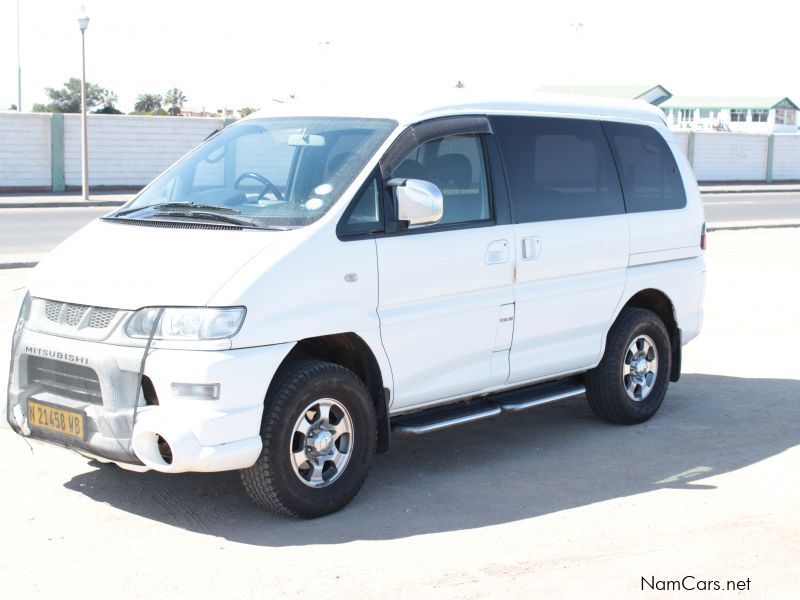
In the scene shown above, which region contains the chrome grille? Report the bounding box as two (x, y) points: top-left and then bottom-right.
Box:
(89, 308), (118, 329)
(37, 299), (121, 335)
(45, 300), (62, 322)
(64, 304), (89, 325)
(26, 355), (102, 404)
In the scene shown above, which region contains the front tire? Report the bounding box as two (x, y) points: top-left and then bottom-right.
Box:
(585, 308), (672, 425)
(240, 360), (376, 518)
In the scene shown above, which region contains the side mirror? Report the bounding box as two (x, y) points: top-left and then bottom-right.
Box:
(388, 178), (444, 228)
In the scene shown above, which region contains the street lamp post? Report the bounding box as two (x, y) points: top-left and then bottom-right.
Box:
(569, 21), (584, 95)
(78, 11), (90, 200)
(16, 0), (22, 112)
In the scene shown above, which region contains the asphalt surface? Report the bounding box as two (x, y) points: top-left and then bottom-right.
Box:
(702, 192), (800, 224)
(1, 193), (799, 264)
(0, 207), (112, 257)
(0, 229), (798, 599)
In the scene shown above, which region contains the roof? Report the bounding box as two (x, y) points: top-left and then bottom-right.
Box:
(248, 91), (668, 128)
(661, 96), (799, 110)
(536, 84), (671, 100)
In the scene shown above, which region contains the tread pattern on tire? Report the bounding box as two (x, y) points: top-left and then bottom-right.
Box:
(585, 308), (671, 425)
(240, 360), (375, 518)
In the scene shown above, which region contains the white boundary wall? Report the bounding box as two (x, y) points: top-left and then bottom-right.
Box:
(670, 131), (690, 160)
(1, 112), (799, 188)
(63, 114), (223, 187)
(692, 133), (769, 181)
(772, 135), (800, 181)
(0, 113), (52, 188)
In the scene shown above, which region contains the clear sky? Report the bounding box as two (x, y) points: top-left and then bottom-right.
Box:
(1, 0), (798, 112)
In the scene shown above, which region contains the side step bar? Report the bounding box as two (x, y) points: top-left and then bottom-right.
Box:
(391, 380), (586, 435)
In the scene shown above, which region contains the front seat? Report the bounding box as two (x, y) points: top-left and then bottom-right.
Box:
(429, 153), (477, 223)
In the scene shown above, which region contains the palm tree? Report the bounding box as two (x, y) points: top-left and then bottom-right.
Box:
(101, 90), (119, 109)
(134, 93), (162, 113)
(238, 107), (258, 118)
(164, 87), (187, 116)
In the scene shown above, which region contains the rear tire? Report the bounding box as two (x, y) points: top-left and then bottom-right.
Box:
(585, 308), (672, 424)
(240, 360), (376, 518)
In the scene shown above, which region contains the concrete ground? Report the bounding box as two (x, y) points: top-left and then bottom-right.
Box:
(0, 229), (798, 599)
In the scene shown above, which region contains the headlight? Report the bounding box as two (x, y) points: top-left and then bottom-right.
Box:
(125, 307), (245, 340)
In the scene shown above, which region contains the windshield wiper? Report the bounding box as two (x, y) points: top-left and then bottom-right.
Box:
(151, 210), (260, 228)
(113, 201), (243, 217)
(107, 201), (295, 230)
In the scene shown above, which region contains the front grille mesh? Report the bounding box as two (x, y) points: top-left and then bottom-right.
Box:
(89, 308), (118, 329)
(45, 301), (62, 322)
(27, 355), (102, 404)
(64, 304), (89, 325)
(41, 300), (118, 330)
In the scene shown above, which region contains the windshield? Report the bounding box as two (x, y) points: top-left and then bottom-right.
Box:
(110, 116), (397, 228)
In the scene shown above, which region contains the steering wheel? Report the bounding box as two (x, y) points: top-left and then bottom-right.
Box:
(234, 172), (284, 201)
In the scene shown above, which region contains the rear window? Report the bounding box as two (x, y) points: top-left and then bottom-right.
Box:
(603, 122), (687, 212)
(491, 116), (625, 223)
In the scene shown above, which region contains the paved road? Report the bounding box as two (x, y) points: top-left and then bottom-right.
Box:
(0, 193), (799, 261)
(0, 229), (798, 599)
(0, 207), (111, 257)
(702, 192), (800, 224)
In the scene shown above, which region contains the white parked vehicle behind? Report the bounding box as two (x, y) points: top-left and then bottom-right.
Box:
(4, 96), (705, 517)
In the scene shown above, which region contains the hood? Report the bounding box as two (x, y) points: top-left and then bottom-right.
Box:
(27, 219), (283, 310)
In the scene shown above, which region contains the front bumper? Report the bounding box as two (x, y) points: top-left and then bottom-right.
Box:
(6, 325), (293, 473)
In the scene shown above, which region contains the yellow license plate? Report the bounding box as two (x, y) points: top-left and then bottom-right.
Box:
(28, 401), (85, 440)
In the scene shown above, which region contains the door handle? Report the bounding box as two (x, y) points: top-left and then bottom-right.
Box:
(485, 240), (509, 265)
(522, 237), (541, 260)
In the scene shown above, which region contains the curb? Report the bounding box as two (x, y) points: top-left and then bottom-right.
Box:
(0, 254), (45, 270)
(700, 188), (800, 195)
(707, 222), (800, 232)
(0, 200), (126, 209)
(0, 261), (39, 270)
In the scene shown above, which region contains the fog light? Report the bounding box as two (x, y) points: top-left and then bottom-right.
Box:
(171, 383), (220, 400)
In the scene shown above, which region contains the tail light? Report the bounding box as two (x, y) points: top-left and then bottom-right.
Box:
(700, 223), (707, 251)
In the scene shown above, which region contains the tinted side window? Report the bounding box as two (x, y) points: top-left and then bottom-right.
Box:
(391, 134), (491, 225)
(491, 116), (625, 222)
(603, 122), (687, 212)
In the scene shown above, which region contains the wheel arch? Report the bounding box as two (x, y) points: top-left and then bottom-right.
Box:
(619, 288), (682, 382)
(274, 333), (391, 452)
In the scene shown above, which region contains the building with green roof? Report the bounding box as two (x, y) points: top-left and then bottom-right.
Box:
(536, 84), (672, 106)
(660, 97), (798, 132)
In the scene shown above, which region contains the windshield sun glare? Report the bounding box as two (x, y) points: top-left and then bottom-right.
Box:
(114, 117), (397, 229)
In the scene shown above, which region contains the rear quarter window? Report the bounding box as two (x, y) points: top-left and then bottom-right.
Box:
(490, 115), (625, 223)
(603, 122), (687, 212)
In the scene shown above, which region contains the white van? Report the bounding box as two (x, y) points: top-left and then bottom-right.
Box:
(5, 96), (705, 517)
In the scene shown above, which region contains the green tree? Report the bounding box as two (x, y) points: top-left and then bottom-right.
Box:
(164, 87), (187, 116)
(101, 90), (118, 108)
(94, 90), (122, 114)
(134, 93), (163, 113)
(455, 80), (466, 89)
(40, 78), (108, 112)
(238, 107), (258, 117)
(95, 105), (122, 114)
(8, 104), (17, 110)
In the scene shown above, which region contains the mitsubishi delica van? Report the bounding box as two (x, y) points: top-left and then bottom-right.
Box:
(4, 96), (705, 517)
